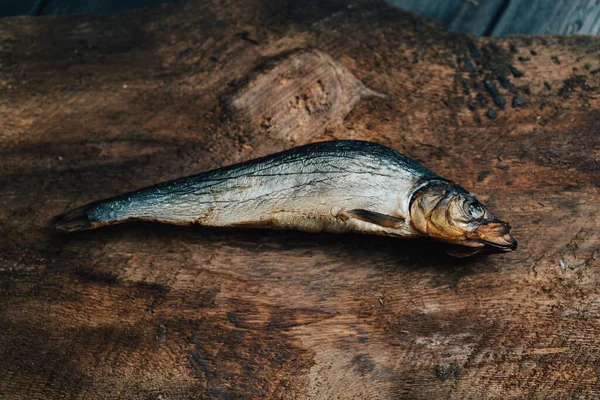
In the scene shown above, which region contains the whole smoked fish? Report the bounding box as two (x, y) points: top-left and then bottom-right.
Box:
(55, 140), (516, 256)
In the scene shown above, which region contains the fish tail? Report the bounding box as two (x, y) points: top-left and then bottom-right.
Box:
(54, 204), (96, 232)
(54, 196), (131, 232)
(55, 176), (215, 232)
(54, 189), (171, 232)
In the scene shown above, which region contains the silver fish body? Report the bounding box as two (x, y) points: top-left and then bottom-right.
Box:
(55, 140), (517, 255)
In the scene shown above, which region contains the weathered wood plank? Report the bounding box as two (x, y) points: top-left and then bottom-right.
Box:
(35, 0), (177, 16)
(0, 0), (177, 17)
(0, 0), (599, 399)
(388, 0), (600, 36)
(7, 0), (600, 37)
(0, 0), (38, 17)
(386, 0), (466, 21)
(492, 0), (600, 36)
(387, 0), (505, 35)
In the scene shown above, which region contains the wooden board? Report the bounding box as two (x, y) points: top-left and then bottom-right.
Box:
(0, 0), (178, 17)
(389, 0), (600, 36)
(35, 0), (178, 16)
(0, 0), (38, 17)
(0, 0), (599, 398)
(6, 1), (600, 36)
(492, 0), (600, 36)
(387, 0), (505, 35)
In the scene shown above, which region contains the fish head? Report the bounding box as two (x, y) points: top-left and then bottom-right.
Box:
(410, 183), (517, 255)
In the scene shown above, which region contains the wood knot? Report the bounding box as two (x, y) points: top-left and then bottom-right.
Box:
(227, 49), (383, 144)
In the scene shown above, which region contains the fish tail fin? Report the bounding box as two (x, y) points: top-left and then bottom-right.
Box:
(54, 205), (95, 232)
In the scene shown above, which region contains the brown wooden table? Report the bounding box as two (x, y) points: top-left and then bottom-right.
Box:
(1, 1), (599, 398)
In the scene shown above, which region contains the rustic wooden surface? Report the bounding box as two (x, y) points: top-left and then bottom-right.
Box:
(1, 0), (599, 399)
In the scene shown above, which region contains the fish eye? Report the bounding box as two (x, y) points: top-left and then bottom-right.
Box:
(466, 202), (485, 219)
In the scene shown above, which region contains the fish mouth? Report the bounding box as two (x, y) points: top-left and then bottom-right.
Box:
(472, 221), (517, 252)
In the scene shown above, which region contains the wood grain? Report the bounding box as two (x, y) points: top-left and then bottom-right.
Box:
(0, 0), (599, 399)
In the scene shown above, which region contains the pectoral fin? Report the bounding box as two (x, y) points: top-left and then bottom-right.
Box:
(346, 209), (405, 229)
